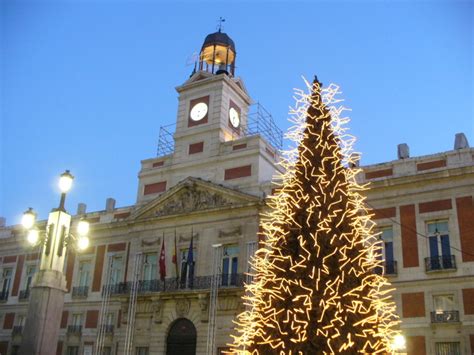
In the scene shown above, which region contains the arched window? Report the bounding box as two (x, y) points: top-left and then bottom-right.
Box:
(166, 318), (197, 355)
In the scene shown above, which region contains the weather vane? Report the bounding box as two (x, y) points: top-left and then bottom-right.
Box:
(217, 17), (225, 32)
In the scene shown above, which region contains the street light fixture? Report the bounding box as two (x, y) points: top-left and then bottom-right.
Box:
(19, 170), (89, 355)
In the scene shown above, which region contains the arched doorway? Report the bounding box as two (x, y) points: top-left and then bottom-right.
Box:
(166, 318), (197, 355)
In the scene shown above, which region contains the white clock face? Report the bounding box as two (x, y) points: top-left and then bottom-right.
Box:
(190, 102), (208, 121)
(229, 107), (240, 128)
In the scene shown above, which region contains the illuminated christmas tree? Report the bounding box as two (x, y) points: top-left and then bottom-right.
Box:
(230, 78), (401, 354)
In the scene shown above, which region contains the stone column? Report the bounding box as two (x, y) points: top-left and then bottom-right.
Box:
(20, 210), (71, 355)
(19, 270), (67, 354)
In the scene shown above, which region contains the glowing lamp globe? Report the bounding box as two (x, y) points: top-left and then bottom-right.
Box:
(27, 229), (40, 246)
(392, 334), (406, 350)
(77, 236), (90, 251)
(58, 170), (74, 193)
(22, 208), (36, 230)
(77, 219), (90, 236)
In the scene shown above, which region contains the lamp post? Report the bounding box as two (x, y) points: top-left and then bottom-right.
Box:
(19, 170), (90, 355)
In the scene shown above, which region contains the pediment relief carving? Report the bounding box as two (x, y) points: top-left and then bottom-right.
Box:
(134, 178), (261, 220)
(154, 186), (232, 217)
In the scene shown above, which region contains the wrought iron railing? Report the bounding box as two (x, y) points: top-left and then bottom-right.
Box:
(431, 310), (460, 323)
(103, 273), (245, 295)
(19, 289), (30, 301)
(67, 325), (82, 334)
(12, 326), (23, 336)
(425, 255), (456, 272)
(374, 260), (398, 276)
(72, 286), (89, 298)
(0, 291), (8, 301)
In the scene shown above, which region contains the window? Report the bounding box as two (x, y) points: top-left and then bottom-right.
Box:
(427, 221), (453, 270)
(179, 247), (196, 288)
(110, 255), (124, 284)
(143, 253), (157, 281)
(78, 261), (91, 287)
(24, 265), (36, 291)
(380, 227), (396, 274)
(222, 245), (239, 286)
(106, 312), (114, 326)
(67, 346), (79, 355)
(16, 315), (26, 327)
(435, 342), (460, 355)
(72, 313), (82, 326)
(135, 347), (149, 355)
(246, 241), (258, 284)
(1, 268), (12, 299)
(432, 294), (459, 323)
(11, 345), (20, 355)
(101, 347), (112, 355)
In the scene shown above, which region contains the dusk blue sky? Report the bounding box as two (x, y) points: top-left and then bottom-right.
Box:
(1, 0), (472, 226)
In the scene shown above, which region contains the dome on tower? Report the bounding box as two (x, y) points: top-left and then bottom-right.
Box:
(199, 30), (236, 76)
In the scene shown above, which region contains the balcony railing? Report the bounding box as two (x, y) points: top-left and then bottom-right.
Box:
(0, 291), (9, 302)
(67, 325), (82, 334)
(19, 289), (30, 301)
(374, 260), (398, 276)
(425, 255), (456, 272)
(12, 326), (23, 336)
(431, 310), (460, 323)
(103, 273), (245, 295)
(72, 286), (89, 298)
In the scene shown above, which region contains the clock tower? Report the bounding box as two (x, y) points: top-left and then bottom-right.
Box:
(137, 29), (282, 203)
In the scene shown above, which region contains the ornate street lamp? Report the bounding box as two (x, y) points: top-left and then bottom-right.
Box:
(19, 171), (89, 355)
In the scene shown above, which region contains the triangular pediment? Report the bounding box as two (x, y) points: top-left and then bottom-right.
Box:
(132, 177), (262, 220)
(233, 77), (250, 97)
(182, 71), (214, 86)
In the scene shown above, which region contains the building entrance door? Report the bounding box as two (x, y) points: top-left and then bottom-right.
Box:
(166, 318), (197, 355)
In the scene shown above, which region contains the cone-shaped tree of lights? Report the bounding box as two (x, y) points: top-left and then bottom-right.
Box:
(230, 78), (400, 354)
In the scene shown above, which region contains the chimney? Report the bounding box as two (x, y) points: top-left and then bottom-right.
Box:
(77, 203), (87, 215)
(454, 133), (469, 150)
(0, 217), (5, 228)
(397, 143), (410, 159)
(106, 198), (116, 213)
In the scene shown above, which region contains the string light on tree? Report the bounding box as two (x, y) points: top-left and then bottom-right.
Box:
(230, 77), (402, 354)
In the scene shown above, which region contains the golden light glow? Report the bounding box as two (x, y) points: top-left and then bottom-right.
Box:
(77, 219), (90, 236)
(77, 236), (90, 251)
(229, 79), (401, 354)
(201, 44), (235, 65)
(391, 334), (406, 351)
(27, 229), (40, 245)
(58, 170), (74, 193)
(22, 208), (36, 230)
